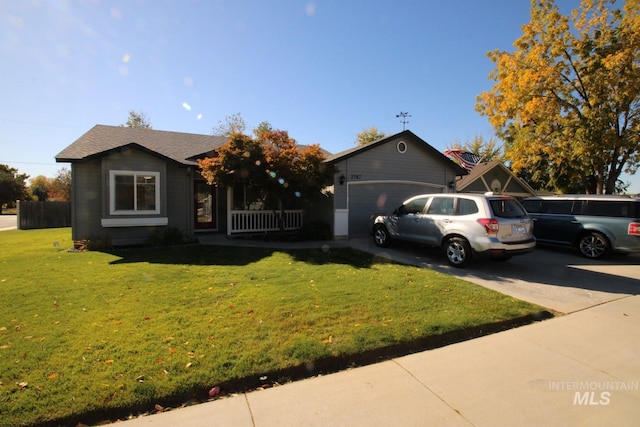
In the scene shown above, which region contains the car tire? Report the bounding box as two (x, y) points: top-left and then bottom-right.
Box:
(578, 232), (610, 259)
(444, 237), (472, 267)
(373, 225), (391, 247)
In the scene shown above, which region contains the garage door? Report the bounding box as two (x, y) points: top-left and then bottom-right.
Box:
(348, 182), (444, 236)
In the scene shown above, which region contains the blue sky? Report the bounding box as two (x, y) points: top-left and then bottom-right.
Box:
(2, 0), (638, 193)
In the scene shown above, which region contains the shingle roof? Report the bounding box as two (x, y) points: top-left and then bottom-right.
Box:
(55, 124), (229, 166)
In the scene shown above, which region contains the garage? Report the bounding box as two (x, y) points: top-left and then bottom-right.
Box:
(327, 130), (467, 239)
(347, 181), (445, 236)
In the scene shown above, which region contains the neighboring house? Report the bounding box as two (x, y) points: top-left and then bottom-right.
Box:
(326, 130), (468, 237)
(455, 160), (537, 198)
(56, 126), (467, 245)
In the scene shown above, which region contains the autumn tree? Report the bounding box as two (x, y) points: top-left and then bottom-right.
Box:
(447, 135), (504, 163)
(122, 110), (152, 129)
(49, 167), (71, 201)
(355, 126), (386, 146)
(0, 164), (29, 208)
(198, 124), (335, 230)
(476, 0), (640, 194)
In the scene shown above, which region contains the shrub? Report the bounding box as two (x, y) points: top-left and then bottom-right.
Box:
(147, 226), (191, 247)
(299, 220), (331, 241)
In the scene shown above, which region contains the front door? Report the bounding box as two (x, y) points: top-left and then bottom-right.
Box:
(195, 181), (217, 230)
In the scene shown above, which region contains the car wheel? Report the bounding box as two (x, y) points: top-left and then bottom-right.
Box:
(373, 225), (391, 247)
(444, 237), (472, 267)
(578, 232), (610, 259)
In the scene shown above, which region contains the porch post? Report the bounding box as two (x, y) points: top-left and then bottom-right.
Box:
(227, 187), (233, 236)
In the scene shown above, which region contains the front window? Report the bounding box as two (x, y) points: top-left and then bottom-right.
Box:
(109, 171), (160, 214)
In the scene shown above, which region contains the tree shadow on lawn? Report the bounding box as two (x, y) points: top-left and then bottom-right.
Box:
(105, 244), (385, 268)
(43, 310), (553, 427)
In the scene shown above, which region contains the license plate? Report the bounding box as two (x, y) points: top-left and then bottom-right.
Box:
(513, 224), (526, 234)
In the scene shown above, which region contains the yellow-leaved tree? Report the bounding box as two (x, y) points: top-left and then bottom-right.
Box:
(476, 0), (640, 194)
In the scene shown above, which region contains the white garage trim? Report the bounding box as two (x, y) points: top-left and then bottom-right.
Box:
(348, 180), (447, 188)
(333, 209), (349, 239)
(348, 180), (447, 189)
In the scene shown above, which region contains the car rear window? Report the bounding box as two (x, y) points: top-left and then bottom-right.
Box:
(489, 198), (528, 218)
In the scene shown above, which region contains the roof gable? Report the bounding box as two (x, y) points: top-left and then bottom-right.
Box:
(326, 130), (468, 176)
(457, 160), (537, 196)
(56, 125), (229, 166)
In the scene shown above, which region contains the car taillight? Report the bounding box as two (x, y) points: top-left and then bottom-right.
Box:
(477, 218), (499, 235)
(629, 222), (640, 236)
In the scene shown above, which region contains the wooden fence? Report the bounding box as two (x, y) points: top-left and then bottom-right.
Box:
(17, 201), (71, 230)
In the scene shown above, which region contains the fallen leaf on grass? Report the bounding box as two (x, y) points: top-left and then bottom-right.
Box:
(17, 382), (28, 390)
(208, 386), (220, 397)
(185, 362), (192, 369)
(105, 360), (114, 365)
(47, 373), (59, 379)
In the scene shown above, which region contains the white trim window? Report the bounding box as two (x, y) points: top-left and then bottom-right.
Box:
(109, 170), (160, 215)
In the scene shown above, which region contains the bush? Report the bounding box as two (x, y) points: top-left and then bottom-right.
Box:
(299, 220), (331, 241)
(147, 226), (192, 247)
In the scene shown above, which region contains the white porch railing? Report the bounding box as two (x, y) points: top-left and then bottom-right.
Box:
(229, 210), (303, 234)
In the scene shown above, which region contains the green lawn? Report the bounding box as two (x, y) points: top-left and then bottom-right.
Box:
(0, 228), (547, 427)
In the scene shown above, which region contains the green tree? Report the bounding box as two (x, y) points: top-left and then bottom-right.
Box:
(122, 110), (152, 129)
(0, 164), (29, 209)
(476, 0), (640, 194)
(28, 175), (50, 201)
(447, 135), (503, 163)
(355, 126), (386, 146)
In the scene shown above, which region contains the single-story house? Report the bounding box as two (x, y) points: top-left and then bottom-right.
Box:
(56, 125), (467, 245)
(455, 160), (537, 199)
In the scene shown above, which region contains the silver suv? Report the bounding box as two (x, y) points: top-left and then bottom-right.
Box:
(371, 193), (536, 267)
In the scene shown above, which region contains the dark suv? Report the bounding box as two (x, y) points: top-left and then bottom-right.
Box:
(521, 195), (640, 259)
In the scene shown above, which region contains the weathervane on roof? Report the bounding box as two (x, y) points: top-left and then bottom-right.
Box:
(396, 111), (411, 131)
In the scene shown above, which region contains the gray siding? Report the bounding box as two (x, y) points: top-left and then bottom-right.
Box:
(70, 159), (103, 241)
(70, 148), (199, 246)
(166, 164), (192, 234)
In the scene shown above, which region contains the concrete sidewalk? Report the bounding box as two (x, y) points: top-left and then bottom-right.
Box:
(120, 294), (640, 426)
(116, 235), (640, 426)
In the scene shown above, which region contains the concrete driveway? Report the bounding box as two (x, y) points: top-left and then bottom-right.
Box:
(0, 214), (17, 231)
(350, 237), (640, 314)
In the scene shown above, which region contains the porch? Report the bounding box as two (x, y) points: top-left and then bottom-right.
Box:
(228, 209), (303, 235)
(224, 186), (303, 235)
